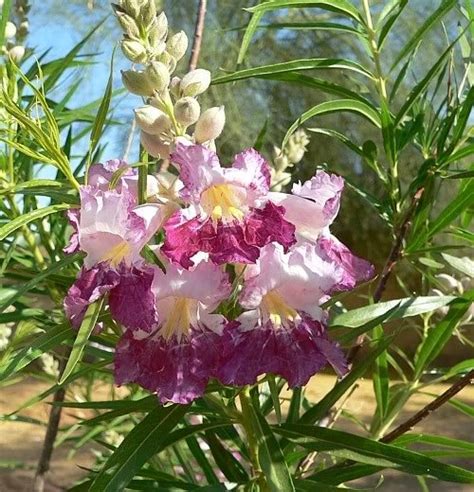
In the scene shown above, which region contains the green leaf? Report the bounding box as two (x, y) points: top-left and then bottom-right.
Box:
(275, 425), (474, 483)
(377, 0), (408, 50)
(373, 325), (389, 420)
(90, 405), (189, 491)
(0, 0), (13, 52)
(213, 59), (373, 85)
(254, 21), (363, 36)
(86, 51), (114, 178)
(0, 324), (73, 382)
(390, 0), (457, 70)
(237, 6), (264, 64)
(297, 336), (394, 426)
(240, 389), (295, 491)
(283, 99), (381, 149)
(59, 299), (104, 384)
(295, 479), (366, 491)
(331, 296), (456, 328)
(0, 252), (82, 313)
(0, 204), (71, 241)
(246, 1), (362, 23)
(441, 252), (474, 278)
(414, 296), (474, 378)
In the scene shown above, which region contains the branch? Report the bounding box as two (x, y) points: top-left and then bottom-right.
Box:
(188, 0), (207, 71)
(346, 187), (424, 364)
(33, 350), (69, 492)
(380, 369), (474, 443)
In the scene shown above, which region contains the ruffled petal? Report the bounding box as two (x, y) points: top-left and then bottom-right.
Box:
(244, 201), (296, 251)
(64, 208), (80, 254)
(88, 159), (138, 196)
(317, 234), (375, 291)
(229, 148), (271, 195)
(115, 328), (222, 404)
(217, 318), (347, 388)
(171, 142), (221, 201)
(108, 265), (158, 332)
(64, 264), (120, 328)
(292, 171), (344, 221)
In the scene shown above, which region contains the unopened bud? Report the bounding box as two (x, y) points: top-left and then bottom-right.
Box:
(122, 69), (154, 96)
(116, 12), (140, 38)
(9, 45), (25, 62)
(174, 97), (201, 126)
(121, 39), (147, 63)
(151, 12), (168, 43)
(158, 51), (176, 73)
(145, 61), (170, 92)
(180, 69), (211, 97)
(436, 273), (460, 292)
(139, 0), (157, 28)
(194, 106), (225, 144)
(141, 131), (170, 159)
(166, 31), (188, 61)
(5, 22), (16, 40)
(18, 21), (29, 37)
(169, 76), (181, 97)
(134, 105), (171, 135)
(119, 0), (140, 18)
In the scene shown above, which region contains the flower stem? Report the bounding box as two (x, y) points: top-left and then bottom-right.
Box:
(238, 387), (267, 490)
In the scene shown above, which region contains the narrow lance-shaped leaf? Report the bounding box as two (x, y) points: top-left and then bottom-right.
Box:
(59, 299), (104, 384)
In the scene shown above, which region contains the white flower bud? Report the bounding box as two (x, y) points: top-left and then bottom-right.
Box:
(121, 69), (154, 96)
(169, 76), (181, 97)
(158, 51), (176, 73)
(145, 61), (170, 92)
(180, 69), (211, 97)
(166, 31), (188, 61)
(141, 131), (170, 158)
(194, 106), (225, 144)
(174, 97), (201, 126)
(121, 39), (147, 63)
(139, 0), (157, 28)
(116, 12), (140, 38)
(5, 22), (17, 40)
(155, 12), (168, 40)
(8, 45), (25, 62)
(120, 0), (140, 17)
(134, 105), (171, 135)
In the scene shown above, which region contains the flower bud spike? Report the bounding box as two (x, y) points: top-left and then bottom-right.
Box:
(121, 39), (147, 63)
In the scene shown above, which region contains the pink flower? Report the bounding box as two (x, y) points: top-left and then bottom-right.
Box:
(64, 161), (164, 329)
(217, 243), (347, 387)
(268, 171), (344, 242)
(161, 143), (296, 268)
(114, 260), (232, 404)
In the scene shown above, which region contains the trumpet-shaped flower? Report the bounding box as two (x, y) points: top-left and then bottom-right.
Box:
(64, 163), (164, 328)
(217, 243), (348, 388)
(161, 143), (296, 268)
(268, 171), (344, 242)
(115, 260), (231, 404)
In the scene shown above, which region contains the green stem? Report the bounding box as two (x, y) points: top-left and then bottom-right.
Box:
(138, 149), (148, 204)
(238, 387), (267, 490)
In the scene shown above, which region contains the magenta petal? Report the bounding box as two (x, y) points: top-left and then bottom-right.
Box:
(109, 266), (158, 332)
(245, 201), (296, 252)
(64, 264), (120, 328)
(217, 318), (347, 388)
(64, 208), (80, 254)
(162, 211), (204, 269)
(114, 329), (222, 404)
(317, 234), (375, 291)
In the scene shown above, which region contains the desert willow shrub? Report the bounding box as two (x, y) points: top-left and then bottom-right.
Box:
(0, 1), (473, 491)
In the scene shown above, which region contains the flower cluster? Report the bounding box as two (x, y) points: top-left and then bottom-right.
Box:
(64, 141), (374, 404)
(0, 0), (29, 62)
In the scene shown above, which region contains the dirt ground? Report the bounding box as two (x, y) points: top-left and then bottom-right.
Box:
(0, 375), (473, 491)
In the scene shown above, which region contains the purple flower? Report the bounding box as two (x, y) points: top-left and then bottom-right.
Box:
(161, 143), (296, 268)
(114, 260), (232, 404)
(216, 243), (347, 387)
